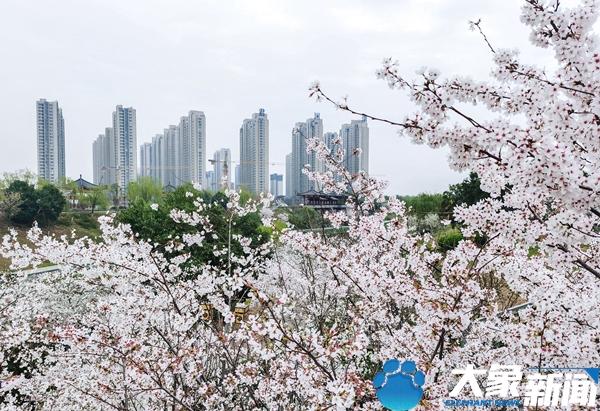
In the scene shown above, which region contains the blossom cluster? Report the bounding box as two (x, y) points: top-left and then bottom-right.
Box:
(1, 1), (600, 409)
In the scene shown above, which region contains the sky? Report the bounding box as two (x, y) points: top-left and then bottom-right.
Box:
(0, 0), (559, 194)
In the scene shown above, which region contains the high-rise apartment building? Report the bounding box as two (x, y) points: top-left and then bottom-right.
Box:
(136, 111), (205, 188)
(113, 105), (137, 189)
(163, 125), (180, 186)
(139, 142), (152, 178)
(239, 108), (269, 194)
(235, 164), (240, 190)
(288, 113), (323, 198)
(178, 111), (206, 185)
(150, 134), (164, 184)
(212, 148), (231, 191)
(324, 132), (341, 157)
(36, 99), (65, 182)
(92, 127), (115, 185)
(340, 116), (369, 176)
(285, 153), (292, 198)
(284, 115), (369, 199)
(270, 173), (283, 197)
(93, 105), (136, 190)
(205, 170), (216, 192)
(323, 131), (343, 181)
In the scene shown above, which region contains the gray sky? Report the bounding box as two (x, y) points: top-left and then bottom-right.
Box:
(0, 0), (557, 194)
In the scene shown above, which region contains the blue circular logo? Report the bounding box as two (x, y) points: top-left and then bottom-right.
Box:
(373, 359), (426, 410)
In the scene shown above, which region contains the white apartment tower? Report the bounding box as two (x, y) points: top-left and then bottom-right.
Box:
(205, 170), (216, 192)
(163, 125), (180, 186)
(340, 116), (369, 176)
(139, 143), (152, 178)
(324, 132), (341, 157)
(93, 134), (106, 184)
(270, 173), (283, 197)
(36, 99), (65, 182)
(235, 164), (240, 190)
(113, 105), (137, 189)
(285, 153), (292, 198)
(288, 113), (323, 198)
(136, 111), (205, 188)
(323, 131), (343, 182)
(150, 134), (164, 184)
(179, 111), (206, 186)
(239, 108), (269, 194)
(92, 127), (115, 185)
(212, 148), (232, 191)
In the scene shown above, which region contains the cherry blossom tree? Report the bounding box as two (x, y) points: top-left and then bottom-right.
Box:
(1, 0), (600, 409)
(311, 0), (600, 283)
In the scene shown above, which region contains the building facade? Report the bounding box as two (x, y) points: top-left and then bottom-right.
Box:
(163, 125), (180, 186)
(285, 153), (292, 198)
(178, 111), (206, 185)
(92, 127), (116, 186)
(234, 164), (240, 190)
(239, 108), (269, 194)
(340, 116), (369, 176)
(287, 113), (323, 198)
(113, 105), (137, 189)
(270, 173), (283, 197)
(92, 105), (136, 191)
(284, 115), (369, 199)
(136, 111), (205, 188)
(212, 148), (231, 191)
(205, 170), (216, 192)
(139, 142), (152, 178)
(36, 99), (65, 182)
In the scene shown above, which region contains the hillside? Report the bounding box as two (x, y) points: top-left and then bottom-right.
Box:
(0, 212), (102, 271)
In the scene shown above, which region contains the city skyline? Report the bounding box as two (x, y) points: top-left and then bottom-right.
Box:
(136, 110), (206, 188)
(1, 1), (553, 195)
(133, 107), (369, 196)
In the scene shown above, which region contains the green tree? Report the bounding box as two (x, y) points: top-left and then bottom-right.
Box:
(5, 181), (66, 226)
(127, 177), (163, 204)
(400, 193), (445, 217)
(276, 206), (330, 230)
(33, 185), (66, 226)
(6, 181), (38, 225)
(78, 186), (109, 214)
(0, 191), (22, 220)
(435, 227), (464, 252)
(0, 170), (37, 190)
(441, 172), (489, 216)
(117, 184), (269, 271)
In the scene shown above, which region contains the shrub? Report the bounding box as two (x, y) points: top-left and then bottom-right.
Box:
(435, 227), (463, 252)
(5, 181), (66, 226)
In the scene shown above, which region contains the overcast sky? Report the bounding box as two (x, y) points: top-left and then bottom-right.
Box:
(0, 0), (559, 194)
